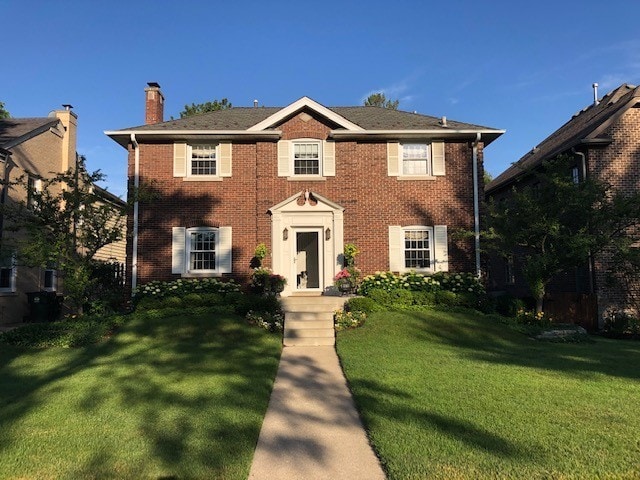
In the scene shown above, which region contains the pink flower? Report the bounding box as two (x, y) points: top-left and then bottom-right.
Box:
(334, 268), (351, 281)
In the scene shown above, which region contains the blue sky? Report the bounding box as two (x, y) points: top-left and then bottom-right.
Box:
(3, 0), (640, 198)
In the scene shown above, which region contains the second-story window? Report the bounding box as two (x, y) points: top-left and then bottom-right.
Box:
(190, 145), (217, 176)
(402, 144), (430, 176)
(27, 176), (42, 210)
(293, 141), (321, 175)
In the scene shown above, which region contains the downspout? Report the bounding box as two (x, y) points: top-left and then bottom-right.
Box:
(130, 133), (140, 296)
(571, 147), (594, 294)
(472, 132), (482, 278)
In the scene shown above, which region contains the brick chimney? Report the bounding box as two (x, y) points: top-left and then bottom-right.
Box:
(145, 82), (164, 125)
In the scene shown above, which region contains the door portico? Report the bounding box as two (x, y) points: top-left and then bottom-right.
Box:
(269, 191), (344, 296)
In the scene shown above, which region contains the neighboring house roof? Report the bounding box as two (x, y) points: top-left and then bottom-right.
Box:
(487, 83), (640, 194)
(93, 184), (126, 207)
(106, 96), (504, 147)
(0, 117), (59, 149)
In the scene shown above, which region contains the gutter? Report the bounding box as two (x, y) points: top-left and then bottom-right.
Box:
(130, 133), (140, 296)
(473, 133), (481, 278)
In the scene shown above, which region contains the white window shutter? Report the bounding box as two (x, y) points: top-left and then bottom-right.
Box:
(432, 142), (445, 176)
(388, 226), (403, 272)
(387, 142), (400, 176)
(434, 225), (449, 272)
(173, 143), (187, 177)
(277, 140), (291, 177)
(218, 227), (232, 273)
(172, 227), (186, 274)
(218, 142), (232, 177)
(323, 140), (335, 176)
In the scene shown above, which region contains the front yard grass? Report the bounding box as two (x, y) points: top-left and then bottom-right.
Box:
(0, 307), (282, 479)
(337, 309), (640, 479)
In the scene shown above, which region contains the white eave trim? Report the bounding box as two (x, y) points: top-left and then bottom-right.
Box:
(247, 96), (365, 132)
(330, 128), (506, 138)
(105, 129), (282, 136)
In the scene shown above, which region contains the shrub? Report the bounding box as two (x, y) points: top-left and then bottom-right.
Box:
(494, 294), (526, 317)
(602, 310), (640, 336)
(246, 310), (283, 333)
(432, 272), (485, 295)
(434, 290), (460, 307)
(334, 310), (366, 330)
(345, 297), (379, 314)
(359, 272), (403, 296)
(368, 288), (413, 308)
(235, 293), (282, 317)
(134, 278), (240, 303)
(412, 290), (437, 306)
(515, 309), (553, 327)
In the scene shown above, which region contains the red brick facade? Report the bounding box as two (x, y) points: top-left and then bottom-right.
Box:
(126, 110), (486, 291)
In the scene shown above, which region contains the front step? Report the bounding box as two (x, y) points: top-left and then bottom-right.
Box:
(281, 295), (347, 347)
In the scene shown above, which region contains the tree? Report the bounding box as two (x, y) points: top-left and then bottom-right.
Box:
(179, 98), (232, 118)
(0, 101), (10, 119)
(364, 93), (399, 110)
(1, 157), (126, 313)
(486, 155), (640, 314)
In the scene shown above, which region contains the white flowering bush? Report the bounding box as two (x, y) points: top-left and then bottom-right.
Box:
(359, 271), (484, 297)
(246, 310), (284, 333)
(134, 278), (240, 302)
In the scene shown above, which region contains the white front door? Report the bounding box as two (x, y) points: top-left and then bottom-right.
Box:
(293, 228), (323, 291)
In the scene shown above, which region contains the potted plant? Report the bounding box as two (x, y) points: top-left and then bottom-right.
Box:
(334, 268), (353, 295)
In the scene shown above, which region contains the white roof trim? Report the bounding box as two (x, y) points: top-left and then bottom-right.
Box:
(330, 129), (506, 137)
(247, 96), (365, 132)
(268, 190), (344, 213)
(105, 130), (282, 136)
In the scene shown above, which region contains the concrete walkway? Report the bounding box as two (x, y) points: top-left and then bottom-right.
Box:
(248, 346), (386, 480)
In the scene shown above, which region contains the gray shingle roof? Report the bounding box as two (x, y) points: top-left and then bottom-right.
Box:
(119, 105), (497, 133)
(0, 117), (59, 148)
(487, 84), (640, 193)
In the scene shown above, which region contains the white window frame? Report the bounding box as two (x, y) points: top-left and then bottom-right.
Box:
(27, 176), (42, 210)
(0, 255), (17, 293)
(403, 226), (434, 272)
(292, 139), (322, 177)
(401, 143), (431, 176)
(186, 227), (219, 274)
(571, 166), (580, 184)
(188, 144), (218, 178)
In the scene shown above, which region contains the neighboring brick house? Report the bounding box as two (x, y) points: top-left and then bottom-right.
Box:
(106, 83), (504, 297)
(486, 83), (640, 328)
(0, 108), (127, 325)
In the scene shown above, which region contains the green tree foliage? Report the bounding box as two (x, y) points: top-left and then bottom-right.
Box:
(0, 101), (10, 119)
(364, 92), (399, 110)
(1, 157), (126, 312)
(486, 155), (640, 313)
(179, 98), (232, 118)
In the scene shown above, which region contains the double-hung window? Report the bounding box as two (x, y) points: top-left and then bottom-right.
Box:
(402, 144), (430, 176)
(0, 255), (17, 293)
(190, 145), (217, 177)
(27, 176), (42, 210)
(187, 227), (217, 273)
(44, 268), (57, 291)
(404, 227), (433, 269)
(293, 141), (321, 175)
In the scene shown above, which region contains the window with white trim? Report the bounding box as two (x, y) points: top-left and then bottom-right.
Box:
(571, 166), (580, 184)
(187, 227), (217, 272)
(189, 144), (217, 176)
(293, 141), (321, 175)
(0, 255), (17, 293)
(402, 144), (430, 176)
(404, 227), (433, 269)
(27, 176), (42, 210)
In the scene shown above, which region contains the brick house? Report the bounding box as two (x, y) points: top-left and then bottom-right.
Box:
(486, 83), (640, 328)
(106, 83), (503, 297)
(0, 108), (126, 325)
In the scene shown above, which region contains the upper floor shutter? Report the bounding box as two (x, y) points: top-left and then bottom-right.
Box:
(387, 142), (400, 176)
(277, 140), (291, 176)
(218, 142), (232, 177)
(323, 140), (336, 176)
(432, 142), (445, 176)
(173, 143), (187, 177)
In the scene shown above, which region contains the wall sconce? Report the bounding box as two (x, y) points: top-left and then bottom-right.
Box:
(283, 228), (288, 241)
(325, 228), (331, 241)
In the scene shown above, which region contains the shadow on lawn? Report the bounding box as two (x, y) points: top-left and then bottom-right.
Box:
(408, 309), (640, 381)
(0, 309), (281, 478)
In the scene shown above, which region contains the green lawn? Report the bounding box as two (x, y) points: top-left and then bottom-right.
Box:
(0, 308), (282, 480)
(337, 309), (640, 479)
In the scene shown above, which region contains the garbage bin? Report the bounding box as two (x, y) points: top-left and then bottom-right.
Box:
(26, 291), (61, 322)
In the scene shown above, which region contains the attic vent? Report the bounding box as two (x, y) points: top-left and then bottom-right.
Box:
(299, 112), (312, 122)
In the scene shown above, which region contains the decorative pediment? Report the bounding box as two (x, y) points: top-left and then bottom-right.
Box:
(269, 190), (344, 214)
(248, 96), (364, 132)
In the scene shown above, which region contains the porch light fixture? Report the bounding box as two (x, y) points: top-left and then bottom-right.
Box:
(325, 228), (331, 241)
(283, 228), (288, 241)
